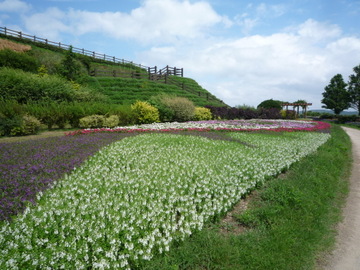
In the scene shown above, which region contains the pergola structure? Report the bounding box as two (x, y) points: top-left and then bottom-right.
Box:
(282, 103), (312, 117)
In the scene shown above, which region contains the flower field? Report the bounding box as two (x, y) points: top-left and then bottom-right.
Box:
(0, 121), (331, 269)
(66, 119), (330, 135)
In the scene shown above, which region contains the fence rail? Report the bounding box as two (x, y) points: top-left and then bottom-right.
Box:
(0, 26), (149, 70)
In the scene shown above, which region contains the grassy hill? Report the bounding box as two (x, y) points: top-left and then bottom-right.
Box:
(0, 34), (226, 107)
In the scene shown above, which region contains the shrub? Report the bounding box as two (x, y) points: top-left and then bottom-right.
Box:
(131, 101), (160, 124)
(0, 67), (106, 104)
(0, 49), (40, 73)
(258, 108), (282, 119)
(193, 107), (212, 121)
(79, 115), (106, 128)
(0, 114), (22, 136)
(104, 115), (119, 128)
(160, 96), (195, 122)
(281, 110), (296, 119)
(10, 115), (41, 136)
(149, 94), (175, 122)
(336, 115), (359, 124)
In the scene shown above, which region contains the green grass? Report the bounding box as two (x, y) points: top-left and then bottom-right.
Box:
(139, 125), (352, 270)
(85, 76), (225, 107)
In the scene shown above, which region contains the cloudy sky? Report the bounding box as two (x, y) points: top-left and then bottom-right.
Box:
(1, 0), (360, 109)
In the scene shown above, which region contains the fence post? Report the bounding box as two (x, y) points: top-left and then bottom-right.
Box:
(113, 70), (116, 77)
(181, 68), (183, 77)
(45, 39), (48, 45)
(165, 75), (168, 84)
(19, 31), (22, 39)
(93, 51), (95, 58)
(4, 27), (6, 35)
(59, 42), (61, 48)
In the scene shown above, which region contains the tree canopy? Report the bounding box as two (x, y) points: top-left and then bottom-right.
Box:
(321, 74), (350, 115)
(348, 64), (360, 116)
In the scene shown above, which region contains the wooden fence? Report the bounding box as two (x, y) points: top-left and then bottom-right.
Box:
(0, 26), (148, 70)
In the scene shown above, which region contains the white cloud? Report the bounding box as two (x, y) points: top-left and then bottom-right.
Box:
(22, 0), (227, 44)
(296, 19), (342, 41)
(24, 7), (70, 40)
(138, 20), (360, 108)
(0, 0), (31, 13)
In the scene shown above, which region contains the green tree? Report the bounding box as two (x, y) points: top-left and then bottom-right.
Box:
(59, 46), (81, 81)
(257, 99), (283, 110)
(321, 74), (350, 115)
(348, 64), (360, 116)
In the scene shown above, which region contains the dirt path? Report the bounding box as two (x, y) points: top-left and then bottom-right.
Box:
(324, 127), (360, 270)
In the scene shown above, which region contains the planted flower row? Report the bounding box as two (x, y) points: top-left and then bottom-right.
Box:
(0, 133), (138, 222)
(66, 120), (331, 136)
(0, 132), (331, 269)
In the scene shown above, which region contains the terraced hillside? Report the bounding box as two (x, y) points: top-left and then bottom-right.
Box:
(86, 76), (226, 107)
(0, 28), (227, 107)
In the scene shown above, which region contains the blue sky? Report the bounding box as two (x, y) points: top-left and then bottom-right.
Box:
(1, 0), (360, 109)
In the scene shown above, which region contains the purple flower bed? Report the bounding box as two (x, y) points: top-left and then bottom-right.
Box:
(0, 133), (138, 222)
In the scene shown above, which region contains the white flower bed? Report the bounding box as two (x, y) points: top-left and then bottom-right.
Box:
(0, 132), (330, 269)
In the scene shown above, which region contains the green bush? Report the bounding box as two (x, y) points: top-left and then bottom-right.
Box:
(131, 101), (160, 124)
(0, 49), (40, 73)
(0, 67), (105, 104)
(281, 110), (296, 119)
(0, 114), (22, 136)
(336, 115), (359, 124)
(79, 115), (106, 128)
(160, 96), (195, 122)
(26, 102), (69, 130)
(193, 107), (212, 121)
(104, 115), (119, 128)
(149, 94), (175, 122)
(10, 114), (41, 136)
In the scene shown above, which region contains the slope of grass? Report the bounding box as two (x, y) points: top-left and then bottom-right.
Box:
(85, 76), (226, 107)
(139, 125), (351, 270)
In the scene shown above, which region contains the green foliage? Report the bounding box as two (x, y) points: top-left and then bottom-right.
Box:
(37, 65), (48, 77)
(322, 74), (350, 115)
(131, 101), (160, 124)
(104, 115), (120, 128)
(58, 46), (82, 81)
(149, 94), (175, 122)
(0, 48), (40, 73)
(257, 99), (283, 110)
(348, 64), (360, 115)
(193, 107), (212, 121)
(10, 114), (41, 136)
(160, 96), (195, 122)
(79, 115), (106, 128)
(336, 115), (359, 124)
(0, 67), (105, 104)
(280, 110), (296, 119)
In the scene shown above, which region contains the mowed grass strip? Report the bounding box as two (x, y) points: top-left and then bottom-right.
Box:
(139, 125), (351, 270)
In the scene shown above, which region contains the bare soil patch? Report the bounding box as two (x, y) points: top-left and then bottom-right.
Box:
(0, 38), (32, 52)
